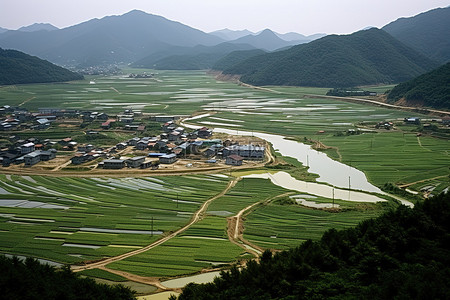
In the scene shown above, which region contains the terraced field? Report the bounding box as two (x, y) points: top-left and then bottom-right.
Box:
(0, 174), (229, 264)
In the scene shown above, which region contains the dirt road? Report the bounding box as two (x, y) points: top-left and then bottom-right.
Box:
(72, 178), (239, 274)
(227, 191), (294, 257)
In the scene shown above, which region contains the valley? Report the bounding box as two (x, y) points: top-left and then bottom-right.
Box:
(0, 70), (448, 298)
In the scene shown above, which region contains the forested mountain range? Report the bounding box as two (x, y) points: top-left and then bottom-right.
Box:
(0, 10), (223, 67)
(387, 62), (450, 109)
(218, 28), (438, 87)
(383, 6), (450, 63)
(227, 29), (302, 51)
(212, 49), (267, 71)
(0, 48), (83, 85)
(175, 192), (450, 299)
(132, 42), (256, 70)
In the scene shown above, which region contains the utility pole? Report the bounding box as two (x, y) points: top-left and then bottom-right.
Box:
(151, 217), (154, 237)
(348, 176), (351, 190)
(332, 187), (335, 208)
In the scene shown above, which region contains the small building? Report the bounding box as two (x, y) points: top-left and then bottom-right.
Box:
(168, 131), (181, 142)
(197, 127), (212, 139)
(226, 155), (243, 166)
(24, 151), (41, 167)
(71, 153), (86, 165)
(126, 156), (145, 168)
(116, 142), (128, 150)
(39, 149), (56, 161)
(103, 159), (125, 169)
(159, 153), (177, 164)
(21, 142), (35, 154)
(128, 137), (140, 147)
(78, 144), (94, 153)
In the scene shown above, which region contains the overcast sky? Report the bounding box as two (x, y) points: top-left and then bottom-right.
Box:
(1, 0), (448, 35)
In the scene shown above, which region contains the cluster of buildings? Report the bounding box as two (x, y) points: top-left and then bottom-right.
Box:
(0, 137), (58, 167)
(75, 123), (267, 170)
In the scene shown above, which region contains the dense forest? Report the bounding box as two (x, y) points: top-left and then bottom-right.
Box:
(383, 7), (450, 63)
(220, 28), (438, 87)
(0, 256), (135, 299)
(0, 48), (83, 85)
(175, 192), (450, 299)
(212, 49), (267, 71)
(387, 62), (450, 109)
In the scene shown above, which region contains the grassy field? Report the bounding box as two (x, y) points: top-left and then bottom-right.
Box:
(0, 174), (229, 264)
(107, 216), (244, 277)
(0, 70), (448, 281)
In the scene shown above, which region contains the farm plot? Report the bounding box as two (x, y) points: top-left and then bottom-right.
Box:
(243, 199), (387, 250)
(0, 174), (229, 264)
(107, 216), (244, 278)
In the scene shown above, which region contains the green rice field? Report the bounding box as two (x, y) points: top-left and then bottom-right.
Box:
(0, 69), (449, 280)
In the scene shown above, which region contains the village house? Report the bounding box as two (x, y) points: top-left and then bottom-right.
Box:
(102, 159), (125, 169)
(226, 154), (243, 166)
(21, 142), (35, 154)
(77, 144), (95, 153)
(128, 137), (140, 147)
(24, 151), (41, 166)
(197, 127), (212, 139)
(168, 131), (181, 142)
(39, 149), (57, 161)
(126, 156), (145, 168)
(159, 153), (177, 164)
(116, 142), (128, 150)
(223, 144), (265, 160)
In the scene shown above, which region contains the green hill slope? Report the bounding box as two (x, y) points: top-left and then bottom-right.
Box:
(212, 49), (267, 71)
(383, 7), (450, 63)
(176, 192), (450, 299)
(0, 48), (83, 85)
(222, 28), (438, 87)
(387, 62), (450, 109)
(133, 42), (256, 70)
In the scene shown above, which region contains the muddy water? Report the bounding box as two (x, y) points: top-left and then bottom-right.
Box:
(243, 172), (385, 203)
(161, 271), (221, 289)
(182, 114), (381, 193)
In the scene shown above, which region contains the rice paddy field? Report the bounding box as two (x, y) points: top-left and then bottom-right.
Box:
(0, 69), (449, 282)
(0, 174), (229, 264)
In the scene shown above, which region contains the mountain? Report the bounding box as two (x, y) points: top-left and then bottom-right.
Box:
(387, 62), (450, 109)
(209, 28), (254, 41)
(132, 42), (256, 69)
(383, 7), (450, 63)
(275, 31), (307, 41)
(0, 48), (83, 85)
(177, 192), (450, 299)
(0, 10), (223, 67)
(229, 29), (303, 51)
(18, 23), (59, 32)
(212, 49), (267, 71)
(222, 28), (438, 87)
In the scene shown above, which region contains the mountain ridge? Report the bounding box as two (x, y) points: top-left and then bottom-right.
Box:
(0, 47), (83, 85)
(220, 28), (438, 87)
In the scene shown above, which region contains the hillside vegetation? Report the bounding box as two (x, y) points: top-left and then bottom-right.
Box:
(0, 48), (83, 85)
(221, 28), (438, 87)
(133, 43), (256, 70)
(383, 7), (450, 63)
(0, 256), (135, 299)
(387, 62), (450, 109)
(212, 49), (267, 71)
(175, 192), (450, 299)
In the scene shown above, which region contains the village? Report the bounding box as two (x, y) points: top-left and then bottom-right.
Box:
(0, 106), (267, 173)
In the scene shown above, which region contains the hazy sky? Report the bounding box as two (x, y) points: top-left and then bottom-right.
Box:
(1, 0), (448, 35)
